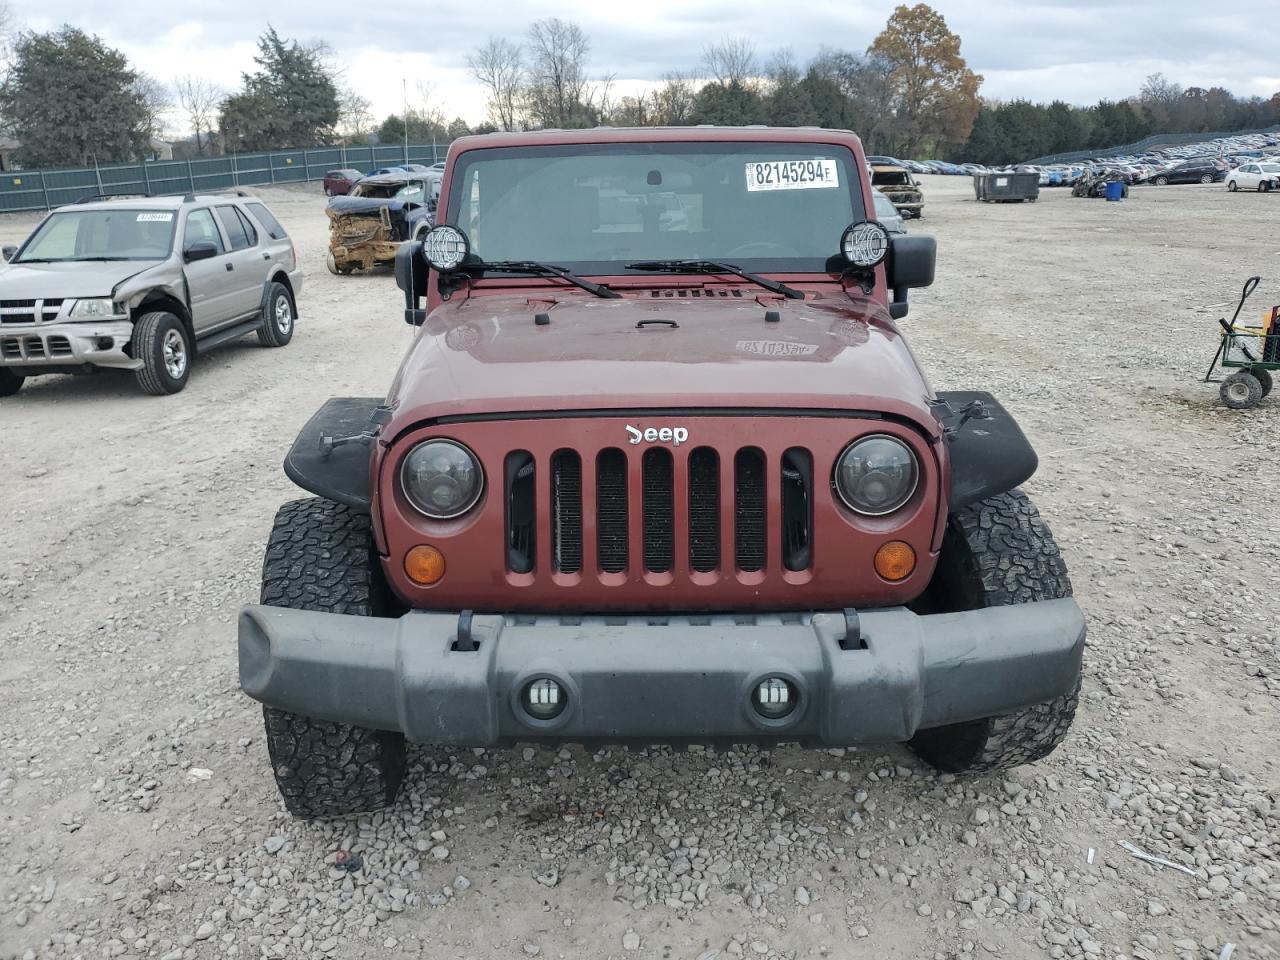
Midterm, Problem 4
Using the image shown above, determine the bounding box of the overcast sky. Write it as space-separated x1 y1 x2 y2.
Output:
20 0 1280 134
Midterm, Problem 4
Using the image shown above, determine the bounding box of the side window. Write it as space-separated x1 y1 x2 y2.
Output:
245 202 288 240
215 206 250 251
234 208 258 246
184 208 225 254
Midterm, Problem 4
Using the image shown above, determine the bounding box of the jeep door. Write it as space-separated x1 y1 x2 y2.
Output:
181 207 239 333
214 205 269 319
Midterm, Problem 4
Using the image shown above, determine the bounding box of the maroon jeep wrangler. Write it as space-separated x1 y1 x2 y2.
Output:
239 127 1085 819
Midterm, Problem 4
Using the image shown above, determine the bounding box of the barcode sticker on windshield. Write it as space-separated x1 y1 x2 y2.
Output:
745 159 839 192
136 212 173 222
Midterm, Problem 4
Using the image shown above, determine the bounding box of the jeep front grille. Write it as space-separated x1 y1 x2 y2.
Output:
502 441 814 580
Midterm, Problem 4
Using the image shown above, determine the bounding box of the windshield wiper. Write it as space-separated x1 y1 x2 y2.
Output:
472 260 620 299
69 256 136 261
625 260 804 300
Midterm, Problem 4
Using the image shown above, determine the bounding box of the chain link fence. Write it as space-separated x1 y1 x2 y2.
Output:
0 144 447 214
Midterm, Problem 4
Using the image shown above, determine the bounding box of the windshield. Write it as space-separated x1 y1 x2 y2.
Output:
17 209 175 262
872 191 899 220
446 141 864 275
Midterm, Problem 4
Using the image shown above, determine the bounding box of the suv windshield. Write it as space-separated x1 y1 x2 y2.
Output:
447 141 864 275
17 209 176 262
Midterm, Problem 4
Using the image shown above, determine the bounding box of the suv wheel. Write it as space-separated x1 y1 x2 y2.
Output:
0 368 24 397
133 311 192 395
256 282 295 347
907 490 1079 774
1220 371 1263 410
259 498 407 819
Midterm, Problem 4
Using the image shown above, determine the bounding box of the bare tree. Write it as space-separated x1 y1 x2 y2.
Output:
133 72 172 146
651 72 696 126
701 37 756 88
337 86 373 141
524 18 591 129
175 75 223 155
468 36 524 132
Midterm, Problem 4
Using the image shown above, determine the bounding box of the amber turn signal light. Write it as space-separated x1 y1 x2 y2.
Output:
873 540 916 582
404 545 446 585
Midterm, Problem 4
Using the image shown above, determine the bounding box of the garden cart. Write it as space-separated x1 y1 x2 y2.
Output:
1204 275 1280 409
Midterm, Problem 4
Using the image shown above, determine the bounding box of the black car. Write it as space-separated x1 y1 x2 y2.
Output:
1150 157 1228 185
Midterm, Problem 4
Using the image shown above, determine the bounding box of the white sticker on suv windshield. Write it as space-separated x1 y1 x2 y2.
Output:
745 159 839 192
136 212 173 222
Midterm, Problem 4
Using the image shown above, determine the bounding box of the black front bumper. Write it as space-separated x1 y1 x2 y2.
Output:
238 600 1085 746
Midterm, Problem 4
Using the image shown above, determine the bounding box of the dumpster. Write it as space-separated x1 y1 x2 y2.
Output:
1104 180 1125 202
974 172 1040 203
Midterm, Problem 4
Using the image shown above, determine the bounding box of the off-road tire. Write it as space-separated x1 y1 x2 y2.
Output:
1220 371 1263 409
1253 368 1273 397
256 281 295 347
907 490 1079 774
259 498 407 819
0 368 24 397
133 311 191 396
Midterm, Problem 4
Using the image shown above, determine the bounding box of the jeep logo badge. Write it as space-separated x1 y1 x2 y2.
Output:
626 424 689 447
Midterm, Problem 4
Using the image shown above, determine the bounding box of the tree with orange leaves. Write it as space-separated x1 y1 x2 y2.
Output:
869 4 982 156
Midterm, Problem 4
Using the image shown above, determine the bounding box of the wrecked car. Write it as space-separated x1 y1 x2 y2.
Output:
324 171 441 274
870 163 924 219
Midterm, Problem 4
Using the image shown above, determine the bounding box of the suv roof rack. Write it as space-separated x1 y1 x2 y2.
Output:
73 191 195 205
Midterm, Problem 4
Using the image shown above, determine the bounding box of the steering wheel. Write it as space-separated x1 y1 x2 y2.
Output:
724 241 800 259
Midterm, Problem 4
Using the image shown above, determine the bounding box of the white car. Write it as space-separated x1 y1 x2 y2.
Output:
1226 162 1280 192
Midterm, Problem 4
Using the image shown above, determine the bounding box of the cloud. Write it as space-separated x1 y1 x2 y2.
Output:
19 0 1280 136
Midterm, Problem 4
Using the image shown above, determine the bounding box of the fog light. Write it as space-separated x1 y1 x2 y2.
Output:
95 337 114 351
752 677 796 719
523 678 566 720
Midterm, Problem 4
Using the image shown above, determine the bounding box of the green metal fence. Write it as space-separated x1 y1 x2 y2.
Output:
0 144 447 214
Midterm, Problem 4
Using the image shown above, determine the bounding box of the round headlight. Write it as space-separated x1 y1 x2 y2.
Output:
400 440 483 519
834 435 919 516
421 225 470 272
840 220 889 268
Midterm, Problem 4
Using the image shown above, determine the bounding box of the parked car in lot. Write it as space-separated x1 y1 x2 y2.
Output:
322 169 363 197
325 170 442 274
365 166 407 177
1150 157 1227 185
1226 162 1280 192
872 188 906 234
237 125 1085 819
0 192 301 396
870 163 924 218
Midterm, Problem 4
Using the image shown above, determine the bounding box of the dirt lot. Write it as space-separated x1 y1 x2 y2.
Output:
1 175 1278 960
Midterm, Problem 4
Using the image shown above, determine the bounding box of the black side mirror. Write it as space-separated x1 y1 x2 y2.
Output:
184 240 218 262
887 234 936 320
1 245 16 262
395 241 430 325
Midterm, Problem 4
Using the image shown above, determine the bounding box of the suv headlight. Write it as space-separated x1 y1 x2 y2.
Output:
70 298 117 319
834 435 919 516
400 439 483 519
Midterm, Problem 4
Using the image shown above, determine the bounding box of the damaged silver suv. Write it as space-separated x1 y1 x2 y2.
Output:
0 191 302 397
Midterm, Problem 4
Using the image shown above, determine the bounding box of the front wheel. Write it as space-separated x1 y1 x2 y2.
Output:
1199 173 1213 184
259 498 407 819
1261 181 1272 193
1228 180 1238 192
907 490 1079 774
1154 175 1168 185
133 311 192 395
1221 371 1263 409
0 368 24 397
256 281 295 347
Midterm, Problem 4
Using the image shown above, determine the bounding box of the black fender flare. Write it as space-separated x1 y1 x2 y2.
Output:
935 391 1039 512
283 398 384 512
259 271 295 318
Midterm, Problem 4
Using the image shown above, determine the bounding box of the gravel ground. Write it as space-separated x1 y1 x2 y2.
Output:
1 175 1278 960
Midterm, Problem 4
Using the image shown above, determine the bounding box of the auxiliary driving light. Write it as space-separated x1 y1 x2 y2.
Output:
523 678 567 720
421 225 470 272
752 677 797 720
840 219 889 268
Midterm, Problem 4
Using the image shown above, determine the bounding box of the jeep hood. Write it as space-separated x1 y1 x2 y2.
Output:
0 260 162 299
386 291 939 438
